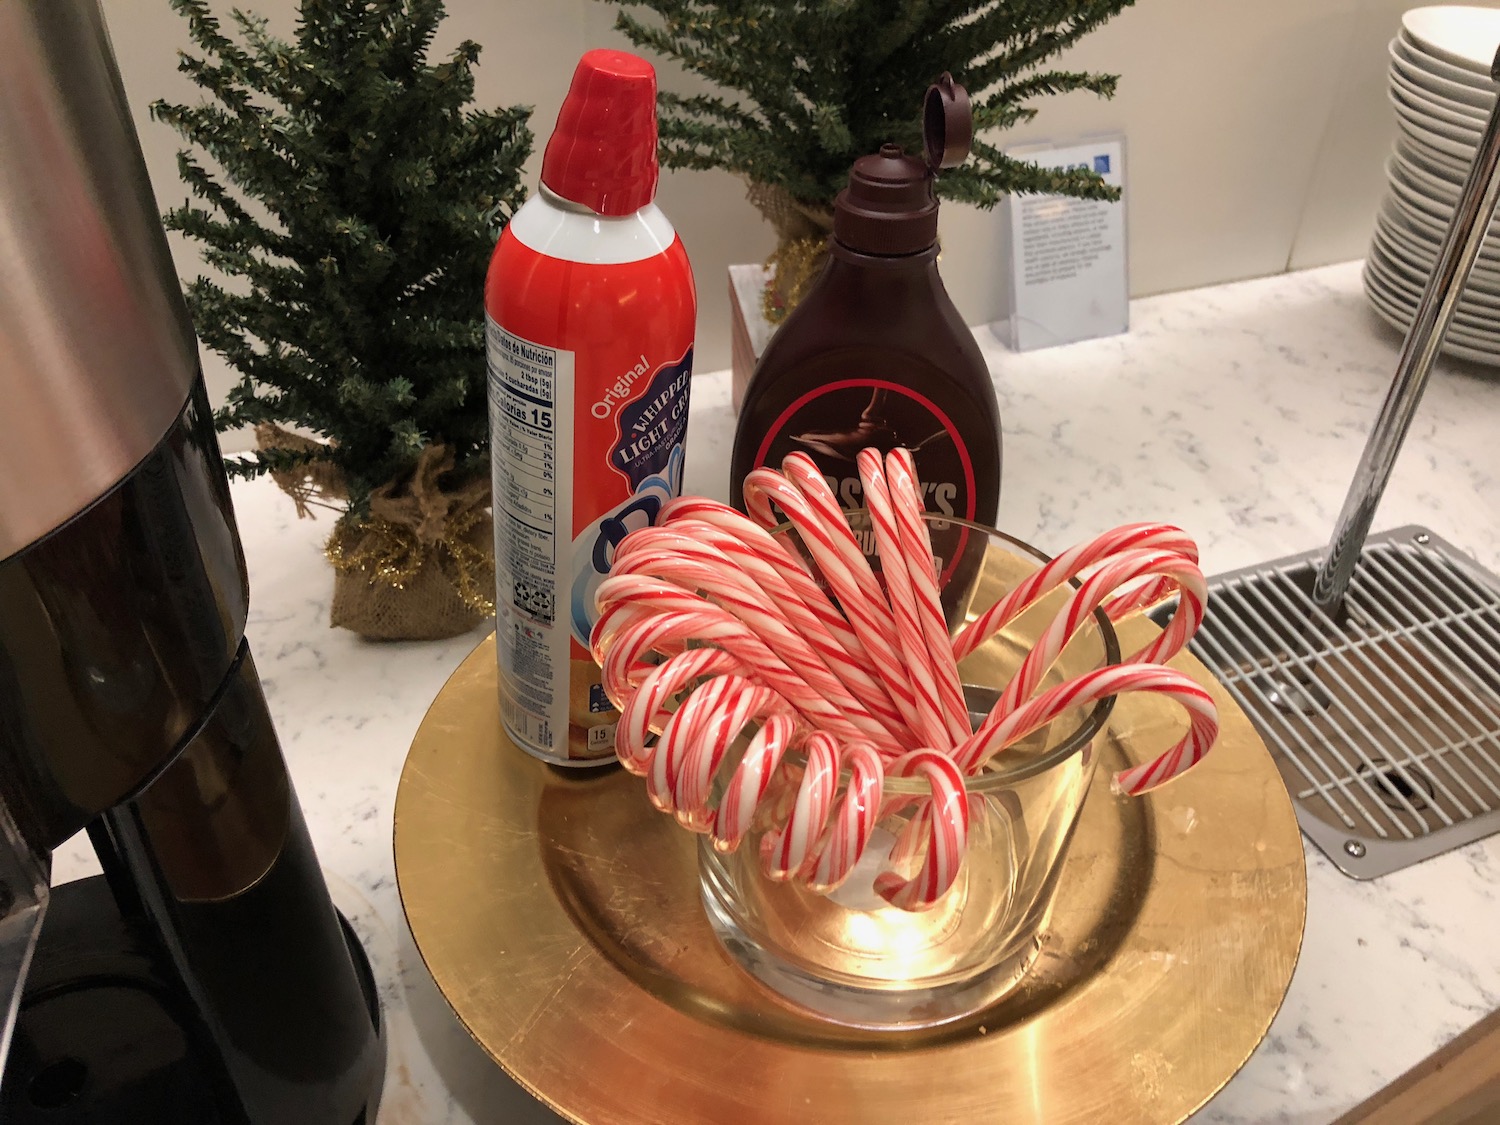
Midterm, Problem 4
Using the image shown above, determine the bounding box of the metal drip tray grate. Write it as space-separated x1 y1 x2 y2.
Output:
1190 526 1500 878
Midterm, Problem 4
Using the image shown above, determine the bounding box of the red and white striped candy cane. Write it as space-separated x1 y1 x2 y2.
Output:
658 499 910 734
611 660 893 896
592 578 733 692
803 739 885 893
609 529 903 753
592 575 912 894
957 663 1220 795
884 449 970 741
955 548 1207 773
744 460 923 737
856 449 954 748
661 495 816 583
951 523 1199 662
871 749 971 911
707 709 885 895
660 516 915 745
612 647 742 774
760 730 840 880
711 712 799 851
1004 547 1205 703
651 674 779 827
592 577 871 743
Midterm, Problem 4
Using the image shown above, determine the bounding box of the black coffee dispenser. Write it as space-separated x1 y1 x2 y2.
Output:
0 2 384 1120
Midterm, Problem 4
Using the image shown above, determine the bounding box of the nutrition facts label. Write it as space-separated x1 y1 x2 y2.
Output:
489 325 560 622
486 319 575 755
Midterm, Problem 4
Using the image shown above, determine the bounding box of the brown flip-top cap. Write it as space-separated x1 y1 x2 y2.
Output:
924 73 971 170
833 73 972 257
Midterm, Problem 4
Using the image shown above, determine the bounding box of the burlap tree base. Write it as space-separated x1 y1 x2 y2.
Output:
257 425 494 641
327 510 492 641
746 181 833 324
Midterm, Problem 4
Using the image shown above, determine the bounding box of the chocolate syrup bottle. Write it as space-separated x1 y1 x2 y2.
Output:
731 76 1001 526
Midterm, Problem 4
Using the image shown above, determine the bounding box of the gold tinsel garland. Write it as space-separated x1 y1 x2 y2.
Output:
325 507 495 617
761 234 829 325
257 425 496 632
746 181 835 325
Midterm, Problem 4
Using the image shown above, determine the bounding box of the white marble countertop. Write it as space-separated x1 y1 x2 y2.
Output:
57 259 1500 1122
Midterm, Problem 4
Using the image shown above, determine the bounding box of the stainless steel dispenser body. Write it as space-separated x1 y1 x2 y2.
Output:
0 3 384 1119
0 0 201 563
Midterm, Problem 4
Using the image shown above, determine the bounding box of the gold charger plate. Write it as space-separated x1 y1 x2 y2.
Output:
395 627 1305 1124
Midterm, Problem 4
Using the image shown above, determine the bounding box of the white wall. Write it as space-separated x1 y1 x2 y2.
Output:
99 0 1496 451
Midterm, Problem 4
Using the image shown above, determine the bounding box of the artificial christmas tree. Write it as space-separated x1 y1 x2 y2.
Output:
155 0 531 638
611 0 1132 319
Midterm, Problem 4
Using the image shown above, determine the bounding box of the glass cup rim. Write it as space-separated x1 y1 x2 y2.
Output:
770 511 1121 792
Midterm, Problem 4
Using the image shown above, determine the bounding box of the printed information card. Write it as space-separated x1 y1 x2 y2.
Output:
997 136 1128 352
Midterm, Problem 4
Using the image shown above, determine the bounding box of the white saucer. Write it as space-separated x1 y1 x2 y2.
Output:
1364 273 1500 363
1389 151 1462 207
1401 7 1500 74
1364 282 1500 344
1383 191 1500 271
1385 162 1473 228
1372 221 1500 298
1397 112 1480 161
1391 68 1488 127
1373 225 1492 295
1373 211 1500 293
1364 283 1500 365
1397 128 1475 177
1364 268 1500 346
1368 239 1500 318
1392 88 1483 143
1390 41 1495 109
1396 134 1471 184
1367 253 1500 332
1396 28 1495 86
1378 196 1500 269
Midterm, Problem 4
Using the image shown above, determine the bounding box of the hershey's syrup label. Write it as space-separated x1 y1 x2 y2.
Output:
751 378 978 522
823 475 959 517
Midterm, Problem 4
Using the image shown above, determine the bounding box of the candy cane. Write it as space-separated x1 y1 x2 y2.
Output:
589 449 1221 915
662 516 916 744
956 664 1219 795
711 712 799 851
872 750 970 911
951 523 1200 662
856 449 954 748
803 740 885 893
956 548 1207 771
658 500 913 738
661 495 817 583
761 730 840 880
614 647 742 773
745 460 923 736
594 575 874 744
652 674 779 828
609 529 903 753
884 449 970 741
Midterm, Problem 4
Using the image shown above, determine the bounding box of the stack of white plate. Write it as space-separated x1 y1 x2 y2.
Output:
1369 5 1500 364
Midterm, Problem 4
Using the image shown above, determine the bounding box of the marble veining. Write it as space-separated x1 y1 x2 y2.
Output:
49 260 1500 1122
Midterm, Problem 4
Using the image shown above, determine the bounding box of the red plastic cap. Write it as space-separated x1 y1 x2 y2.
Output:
540 49 659 216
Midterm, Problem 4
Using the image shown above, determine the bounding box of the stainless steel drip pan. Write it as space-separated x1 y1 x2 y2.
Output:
1188 526 1500 879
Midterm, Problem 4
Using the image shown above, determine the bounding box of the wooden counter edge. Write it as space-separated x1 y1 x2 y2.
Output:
1334 1008 1500 1125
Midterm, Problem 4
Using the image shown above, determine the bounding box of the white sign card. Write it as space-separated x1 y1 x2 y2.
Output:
996 136 1127 352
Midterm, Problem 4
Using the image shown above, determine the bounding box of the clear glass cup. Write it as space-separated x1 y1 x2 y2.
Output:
698 515 1120 1029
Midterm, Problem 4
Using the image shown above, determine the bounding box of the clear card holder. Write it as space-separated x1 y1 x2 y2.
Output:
996 133 1129 353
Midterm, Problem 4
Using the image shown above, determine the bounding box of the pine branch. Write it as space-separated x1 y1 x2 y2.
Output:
159 0 532 508
610 0 1133 208
944 138 1118 207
